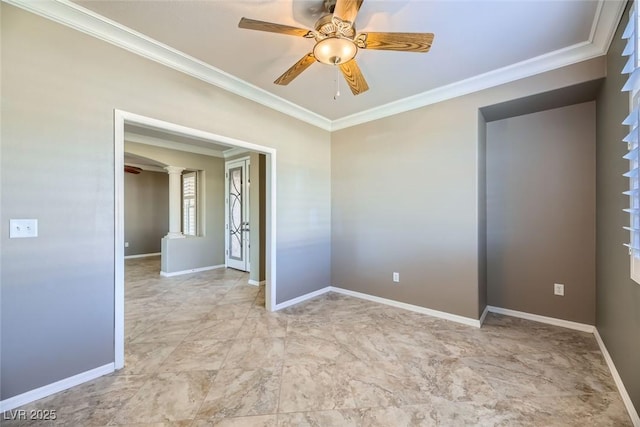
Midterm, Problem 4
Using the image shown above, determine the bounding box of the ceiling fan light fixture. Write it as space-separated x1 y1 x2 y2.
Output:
313 37 357 65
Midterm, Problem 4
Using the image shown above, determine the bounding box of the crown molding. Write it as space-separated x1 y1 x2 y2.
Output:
223 147 250 159
4 0 332 131
5 0 625 132
331 0 625 131
124 132 225 158
123 162 165 173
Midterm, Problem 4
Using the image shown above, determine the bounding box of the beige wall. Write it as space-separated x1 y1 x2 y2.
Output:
486 102 596 324
124 170 168 256
0 4 330 400
331 57 605 320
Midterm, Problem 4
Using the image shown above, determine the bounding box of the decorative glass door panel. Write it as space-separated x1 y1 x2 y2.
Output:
225 159 250 271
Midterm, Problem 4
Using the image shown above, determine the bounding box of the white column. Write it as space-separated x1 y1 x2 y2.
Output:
164 166 186 239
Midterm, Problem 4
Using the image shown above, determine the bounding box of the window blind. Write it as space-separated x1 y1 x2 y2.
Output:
183 172 197 236
623 4 640 256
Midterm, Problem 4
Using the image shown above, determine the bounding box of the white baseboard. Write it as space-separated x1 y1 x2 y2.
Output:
0 363 114 413
479 305 489 326
330 286 482 328
160 264 225 277
273 286 332 310
124 252 160 259
248 279 266 286
486 306 595 333
594 329 640 427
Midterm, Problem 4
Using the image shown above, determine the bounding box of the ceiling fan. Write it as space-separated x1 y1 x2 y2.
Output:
238 0 434 95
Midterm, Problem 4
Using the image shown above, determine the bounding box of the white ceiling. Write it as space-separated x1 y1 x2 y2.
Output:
12 0 624 129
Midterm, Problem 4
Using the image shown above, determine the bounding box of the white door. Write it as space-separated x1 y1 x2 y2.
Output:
225 158 250 271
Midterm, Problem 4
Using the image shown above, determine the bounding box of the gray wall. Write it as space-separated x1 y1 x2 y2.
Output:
124 170 168 256
1 4 330 400
331 56 605 320
486 102 596 324
124 142 225 273
596 3 640 410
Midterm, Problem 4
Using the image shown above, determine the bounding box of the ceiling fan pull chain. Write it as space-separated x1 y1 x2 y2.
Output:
334 60 341 100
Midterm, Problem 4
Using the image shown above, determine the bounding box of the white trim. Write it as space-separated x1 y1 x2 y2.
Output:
223 147 249 159
125 132 225 158
479 305 489 326
248 279 266 286
330 287 482 328
594 330 640 427
124 252 161 259
160 264 225 277
331 42 596 130
0 363 114 413
486 306 595 333
273 286 332 311
6 0 624 132
266 150 277 312
114 110 125 370
592 0 627 58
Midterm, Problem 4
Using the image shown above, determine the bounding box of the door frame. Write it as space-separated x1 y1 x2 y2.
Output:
114 109 277 369
225 157 251 272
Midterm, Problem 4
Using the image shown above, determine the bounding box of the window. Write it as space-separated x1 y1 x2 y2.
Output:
622 4 640 284
182 171 198 236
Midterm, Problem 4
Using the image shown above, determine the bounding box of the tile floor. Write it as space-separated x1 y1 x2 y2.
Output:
2 256 632 426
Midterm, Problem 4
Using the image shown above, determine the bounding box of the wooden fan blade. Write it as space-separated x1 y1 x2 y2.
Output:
339 59 369 95
360 32 434 52
239 17 312 37
274 53 316 85
333 0 364 25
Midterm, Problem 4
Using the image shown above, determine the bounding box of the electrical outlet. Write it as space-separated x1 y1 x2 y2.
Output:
9 219 38 238
393 272 400 283
554 283 564 296
124 242 129 248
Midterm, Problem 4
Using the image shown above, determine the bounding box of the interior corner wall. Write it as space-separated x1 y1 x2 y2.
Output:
331 56 605 320
477 112 488 317
596 2 640 411
0 4 331 400
124 170 168 256
486 102 596 324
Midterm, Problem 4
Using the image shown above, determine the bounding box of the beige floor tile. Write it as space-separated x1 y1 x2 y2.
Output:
186 318 245 341
119 342 179 375
4 258 632 427
276 409 361 426
112 371 216 424
222 338 285 369
160 340 233 372
236 314 287 339
279 362 357 413
196 368 280 422
192 414 278 426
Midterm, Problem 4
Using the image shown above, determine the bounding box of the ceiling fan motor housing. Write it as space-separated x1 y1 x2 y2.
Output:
314 14 355 39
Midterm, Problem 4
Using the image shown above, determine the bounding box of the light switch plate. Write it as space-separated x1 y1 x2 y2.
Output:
10 219 38 238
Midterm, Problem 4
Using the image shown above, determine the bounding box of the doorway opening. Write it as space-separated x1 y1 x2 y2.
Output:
114 110 277 369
